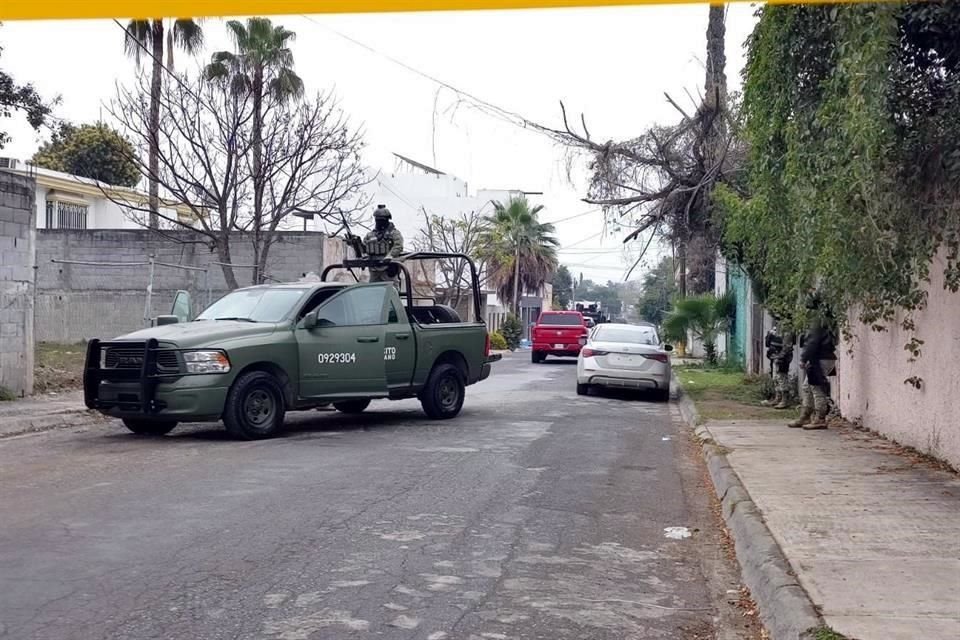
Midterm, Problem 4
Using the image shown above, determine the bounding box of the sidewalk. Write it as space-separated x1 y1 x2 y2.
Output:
703 418 960 639
0 390 105 438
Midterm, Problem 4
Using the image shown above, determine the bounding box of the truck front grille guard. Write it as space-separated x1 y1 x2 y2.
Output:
83 340 217 414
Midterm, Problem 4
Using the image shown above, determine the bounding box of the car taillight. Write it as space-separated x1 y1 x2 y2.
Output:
582 348 609 358
485 333 491 356
642 353 669 363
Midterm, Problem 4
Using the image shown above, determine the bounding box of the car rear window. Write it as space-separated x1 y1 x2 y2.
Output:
594 326 659 345
539 314 582 326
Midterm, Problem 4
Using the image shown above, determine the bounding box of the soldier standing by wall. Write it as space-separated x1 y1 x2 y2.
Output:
788 292 837 430
364 205 404 286
764 317 795 409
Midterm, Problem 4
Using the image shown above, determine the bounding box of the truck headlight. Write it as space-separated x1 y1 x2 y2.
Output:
183 350 231 374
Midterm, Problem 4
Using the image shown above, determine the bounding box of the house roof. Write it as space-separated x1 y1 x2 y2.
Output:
392 153 445 176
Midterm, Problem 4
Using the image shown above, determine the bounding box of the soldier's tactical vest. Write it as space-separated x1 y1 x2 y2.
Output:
366 236 393 258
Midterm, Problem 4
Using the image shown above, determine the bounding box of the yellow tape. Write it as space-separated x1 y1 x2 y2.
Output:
1 0 876 22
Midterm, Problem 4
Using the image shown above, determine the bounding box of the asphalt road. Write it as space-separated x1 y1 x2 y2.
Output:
0 353 754 640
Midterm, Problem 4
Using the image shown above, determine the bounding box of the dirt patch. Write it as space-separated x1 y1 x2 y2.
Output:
34 342 86 394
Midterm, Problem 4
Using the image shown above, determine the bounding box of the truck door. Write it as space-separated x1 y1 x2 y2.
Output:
296 285 389 398
383 290 416 391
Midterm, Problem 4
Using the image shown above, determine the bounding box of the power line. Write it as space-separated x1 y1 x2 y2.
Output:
299 14 553 139
545 208 601 225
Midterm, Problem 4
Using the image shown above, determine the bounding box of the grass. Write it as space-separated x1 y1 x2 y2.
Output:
811 627 849 640
0 386 16 402
34 342 86 394
676 365 797 421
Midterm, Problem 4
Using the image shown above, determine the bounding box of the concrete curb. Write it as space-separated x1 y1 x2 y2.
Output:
0 410 107 440
672 372 822 640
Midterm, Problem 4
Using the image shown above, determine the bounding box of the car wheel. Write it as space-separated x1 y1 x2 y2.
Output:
333 399 371 414
122 418 178 436
576 383 590 396
421 363 466 420
223 371 286 440
531 351 544 363
654 387 671 402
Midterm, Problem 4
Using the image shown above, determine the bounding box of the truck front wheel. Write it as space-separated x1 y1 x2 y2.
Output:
420 363 465 420
122 418 178 436
223 371 286 440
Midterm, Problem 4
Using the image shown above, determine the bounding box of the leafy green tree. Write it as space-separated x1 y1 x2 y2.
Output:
32 123 140 186
636 257 677 325
205 17 304 251
552 265 573 309
0 32 54 149
124 18 204 227
500 314 523 351
478 196 559 313
662 291 735 365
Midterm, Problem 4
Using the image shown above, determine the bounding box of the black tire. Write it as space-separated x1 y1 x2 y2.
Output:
223 371 286 440
532 351 545 364
122 418 178 436
420 363 466 420
654 386 671 403
576 383 590 396
333 399 371 414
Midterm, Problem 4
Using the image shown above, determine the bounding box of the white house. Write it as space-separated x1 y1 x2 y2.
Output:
0 159 193 231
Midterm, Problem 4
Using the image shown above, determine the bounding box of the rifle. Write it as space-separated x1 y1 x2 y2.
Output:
338 209 366 259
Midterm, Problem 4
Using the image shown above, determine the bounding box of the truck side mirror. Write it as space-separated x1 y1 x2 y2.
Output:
154 315 179 326
302 309 318 330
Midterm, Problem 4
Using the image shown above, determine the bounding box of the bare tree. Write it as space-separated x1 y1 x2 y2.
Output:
250 89 369 282
412 208 490 310
110 72 368 288
529 5 739 294
111 72 253 289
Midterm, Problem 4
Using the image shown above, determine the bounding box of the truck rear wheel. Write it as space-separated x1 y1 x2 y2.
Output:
223 371 286 440
333 399 371 414
122 418 178 436
420 363 465 420
532 351 545 364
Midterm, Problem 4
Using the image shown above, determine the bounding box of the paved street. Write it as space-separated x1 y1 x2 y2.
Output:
0 354 750 640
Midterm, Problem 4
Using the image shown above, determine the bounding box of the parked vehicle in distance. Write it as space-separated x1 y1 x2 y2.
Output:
584 317 596 329
83 251 501 440
576 322 673 401
531 311 589 363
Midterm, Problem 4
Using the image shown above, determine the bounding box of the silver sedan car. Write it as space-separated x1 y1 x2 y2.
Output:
576 323 673 401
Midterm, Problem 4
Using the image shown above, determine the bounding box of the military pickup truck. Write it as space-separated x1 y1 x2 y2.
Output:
83 252 501 440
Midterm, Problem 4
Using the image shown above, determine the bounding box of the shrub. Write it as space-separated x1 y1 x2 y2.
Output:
488 331 508 351
500 314 522 351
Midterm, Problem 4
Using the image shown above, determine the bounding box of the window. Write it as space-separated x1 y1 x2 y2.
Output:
196 288 308 323
45 200 88 229
316 286 386 327
538 313 583 326
388 300 401 324
594 326 659 345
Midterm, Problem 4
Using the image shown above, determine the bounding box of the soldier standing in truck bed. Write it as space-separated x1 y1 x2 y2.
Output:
364 205 404 285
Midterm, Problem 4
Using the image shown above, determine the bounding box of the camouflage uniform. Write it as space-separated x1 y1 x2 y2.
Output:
789 295 837 430
363 205 404 286
765 324 794 409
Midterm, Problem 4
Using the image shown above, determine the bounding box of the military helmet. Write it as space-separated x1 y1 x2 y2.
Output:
374 204 392 220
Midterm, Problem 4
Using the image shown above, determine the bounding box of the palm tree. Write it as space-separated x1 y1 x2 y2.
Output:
479 197 559 314
662 291 736 365
204 17 304 258
124 19 204 229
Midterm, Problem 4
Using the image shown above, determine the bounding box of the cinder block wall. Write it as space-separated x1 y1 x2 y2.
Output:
35 230 343 343
0 171 36 396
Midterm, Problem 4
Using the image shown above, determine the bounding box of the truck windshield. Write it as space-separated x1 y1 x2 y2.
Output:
539 314 583 326
196 288 307 323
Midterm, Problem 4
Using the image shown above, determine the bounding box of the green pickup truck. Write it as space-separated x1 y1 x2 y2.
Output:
83 252 501 439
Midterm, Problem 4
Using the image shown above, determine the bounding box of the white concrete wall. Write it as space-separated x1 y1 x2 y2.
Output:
837 248 960 469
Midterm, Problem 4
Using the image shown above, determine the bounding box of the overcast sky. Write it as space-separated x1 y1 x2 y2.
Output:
0 4 757 282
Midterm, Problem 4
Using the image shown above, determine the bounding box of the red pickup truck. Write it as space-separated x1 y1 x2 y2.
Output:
531 311 589 363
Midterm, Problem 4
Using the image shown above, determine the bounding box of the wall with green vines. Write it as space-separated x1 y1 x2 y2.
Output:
717 2 960 346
